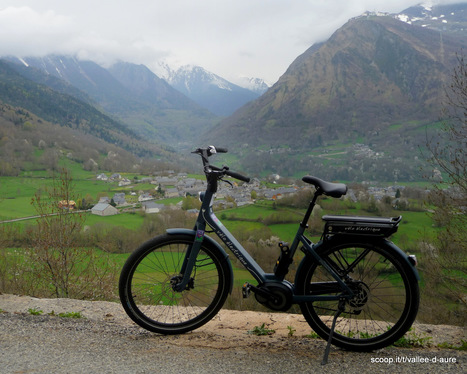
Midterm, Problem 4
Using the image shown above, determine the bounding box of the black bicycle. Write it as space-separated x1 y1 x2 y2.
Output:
119 146 420 360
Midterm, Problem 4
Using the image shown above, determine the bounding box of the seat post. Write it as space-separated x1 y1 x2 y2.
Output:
300 189 322 228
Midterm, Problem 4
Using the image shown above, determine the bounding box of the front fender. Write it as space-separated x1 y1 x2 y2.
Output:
166 228 234 293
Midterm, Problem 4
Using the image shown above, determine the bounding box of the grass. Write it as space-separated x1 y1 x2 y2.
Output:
221 204 276 220
222 220 267 234
27 308 84 318
437 340 467 351
49 311 85 319
84 211 145 231
28 307 43 315
393 328 433 348
247 323 276 336
268 223 300 242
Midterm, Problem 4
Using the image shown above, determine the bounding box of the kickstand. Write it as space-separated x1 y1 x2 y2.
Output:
321 299 345 365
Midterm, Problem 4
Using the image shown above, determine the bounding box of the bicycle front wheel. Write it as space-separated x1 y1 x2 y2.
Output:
119 233 231 334
295 239 419 351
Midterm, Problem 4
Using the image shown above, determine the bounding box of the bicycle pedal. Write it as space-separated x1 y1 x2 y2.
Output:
242 282 251 298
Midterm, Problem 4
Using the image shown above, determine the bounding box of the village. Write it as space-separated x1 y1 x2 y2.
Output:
90 172 408 217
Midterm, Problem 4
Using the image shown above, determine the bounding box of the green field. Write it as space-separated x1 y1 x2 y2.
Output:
0 166 439 296
0 167 438 249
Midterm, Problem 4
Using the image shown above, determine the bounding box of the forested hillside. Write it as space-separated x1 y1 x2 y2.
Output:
5 57 219 147
0 60 182 175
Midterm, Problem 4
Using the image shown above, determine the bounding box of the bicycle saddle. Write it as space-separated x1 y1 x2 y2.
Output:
302 176 347 198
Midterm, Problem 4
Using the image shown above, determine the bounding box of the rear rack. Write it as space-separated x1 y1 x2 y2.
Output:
322 215 402 237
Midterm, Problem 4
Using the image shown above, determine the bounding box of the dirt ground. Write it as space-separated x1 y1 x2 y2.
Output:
0 293 465 351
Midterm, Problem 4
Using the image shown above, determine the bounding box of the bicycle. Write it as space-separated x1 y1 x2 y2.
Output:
119 146 420 362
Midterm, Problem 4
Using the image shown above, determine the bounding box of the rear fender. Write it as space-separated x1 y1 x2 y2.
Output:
301 236 420 281
166 228 234 293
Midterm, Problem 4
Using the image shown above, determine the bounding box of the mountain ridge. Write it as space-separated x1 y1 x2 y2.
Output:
203 6 467 180
4 55 219 147
208 15 463 147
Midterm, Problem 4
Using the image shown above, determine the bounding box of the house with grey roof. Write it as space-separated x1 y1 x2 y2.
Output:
138 193 153 202
165 188 180 198
142 201 166 214
91 203 118 216
113 192 126 205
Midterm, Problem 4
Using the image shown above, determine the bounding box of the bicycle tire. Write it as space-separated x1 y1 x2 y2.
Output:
119 233 232 334
295 238 419 351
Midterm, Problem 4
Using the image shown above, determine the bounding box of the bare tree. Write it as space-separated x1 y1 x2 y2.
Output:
423 51 466 325
30 168 117 299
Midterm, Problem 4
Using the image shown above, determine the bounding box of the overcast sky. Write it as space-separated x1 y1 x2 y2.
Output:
0 1 465 84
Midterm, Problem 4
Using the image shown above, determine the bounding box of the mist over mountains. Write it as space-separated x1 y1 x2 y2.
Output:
1 2 466 181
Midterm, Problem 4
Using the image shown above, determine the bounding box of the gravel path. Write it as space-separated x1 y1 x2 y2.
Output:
0 294 465 373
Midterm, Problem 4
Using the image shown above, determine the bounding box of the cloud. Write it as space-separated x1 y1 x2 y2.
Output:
0 7 75 56
0 1 466 83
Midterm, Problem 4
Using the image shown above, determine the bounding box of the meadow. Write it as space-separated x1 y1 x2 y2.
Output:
0 167 438 274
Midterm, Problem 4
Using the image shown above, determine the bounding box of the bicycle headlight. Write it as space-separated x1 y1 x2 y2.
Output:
199 191 205 202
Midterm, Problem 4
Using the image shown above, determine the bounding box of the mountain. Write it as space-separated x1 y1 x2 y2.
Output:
0 59 135 147
205 6 467 180
396 2 467 34
0 59 178 174
235 77 270 95
5 56 218 147
159 64 261 116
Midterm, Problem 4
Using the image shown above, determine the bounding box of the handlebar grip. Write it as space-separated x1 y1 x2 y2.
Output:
225 170 250 183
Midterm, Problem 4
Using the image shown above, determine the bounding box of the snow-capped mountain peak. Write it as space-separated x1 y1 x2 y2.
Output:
235 76 270 94
151 62 259 116
167 64 233 92
394 2 466 33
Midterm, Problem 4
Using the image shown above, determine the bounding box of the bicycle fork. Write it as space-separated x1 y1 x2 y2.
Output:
172 230 206 292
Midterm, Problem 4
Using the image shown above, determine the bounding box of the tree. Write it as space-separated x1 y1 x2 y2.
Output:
423 51 466 325
30 168 116 299
395 189 401 199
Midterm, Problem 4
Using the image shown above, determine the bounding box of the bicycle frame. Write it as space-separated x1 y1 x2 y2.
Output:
173 183 355 303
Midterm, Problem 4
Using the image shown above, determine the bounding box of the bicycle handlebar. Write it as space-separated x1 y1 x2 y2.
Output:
214 147 228 154
192 146 250 184
225 169 250 183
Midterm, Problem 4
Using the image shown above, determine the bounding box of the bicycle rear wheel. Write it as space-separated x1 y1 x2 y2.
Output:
119 233 231 334
295 239 419 351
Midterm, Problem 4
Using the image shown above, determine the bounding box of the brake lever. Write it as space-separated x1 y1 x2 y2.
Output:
220 178 233 188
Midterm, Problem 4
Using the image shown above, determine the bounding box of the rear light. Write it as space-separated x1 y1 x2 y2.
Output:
408 255 417 266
